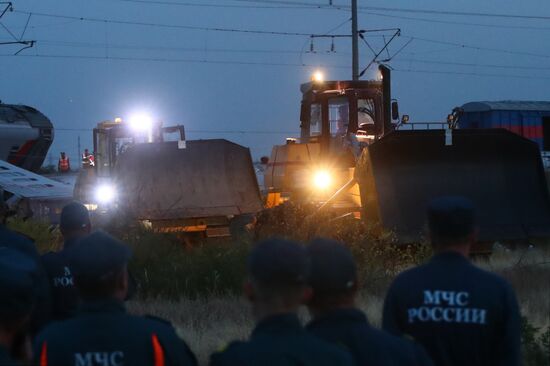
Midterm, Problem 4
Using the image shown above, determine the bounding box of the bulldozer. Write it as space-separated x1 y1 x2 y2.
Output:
74 117 262 238
263 66 550 244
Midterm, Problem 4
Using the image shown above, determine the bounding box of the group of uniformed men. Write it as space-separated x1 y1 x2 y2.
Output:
0 195 521 365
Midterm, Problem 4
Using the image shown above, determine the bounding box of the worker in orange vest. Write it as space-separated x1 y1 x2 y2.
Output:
58 152 70 173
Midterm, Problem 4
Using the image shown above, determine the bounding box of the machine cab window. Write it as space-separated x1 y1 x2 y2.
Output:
328 97 349 137
310 103 322 137
357 98 376 135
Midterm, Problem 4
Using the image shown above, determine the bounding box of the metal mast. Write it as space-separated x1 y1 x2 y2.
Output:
351 0 359 80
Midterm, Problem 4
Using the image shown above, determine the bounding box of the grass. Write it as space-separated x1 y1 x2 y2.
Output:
128 246 550 365
6 217 550 365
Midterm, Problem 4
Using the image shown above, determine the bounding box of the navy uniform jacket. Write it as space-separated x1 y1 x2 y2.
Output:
210 313 355 366
34 300 197 366
0 346 18 366
0 224 51 333
41 238 80 320
307 308 433 366
383 251 521 366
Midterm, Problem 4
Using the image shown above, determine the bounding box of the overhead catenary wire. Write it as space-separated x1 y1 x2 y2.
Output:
10 9 550 62
230 0 550 21
5 53 550 81
97 0 323 9
55 126 297 134
13 10 332 37
359 10 550 32
5 38 550 73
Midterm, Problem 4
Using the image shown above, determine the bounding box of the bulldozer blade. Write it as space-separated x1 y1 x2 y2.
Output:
114 139 262 220
356 129 550 243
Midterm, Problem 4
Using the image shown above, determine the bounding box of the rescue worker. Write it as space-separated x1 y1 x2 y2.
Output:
42 202 91 320
306 238 433 366
0 248 37 365
0 190 51 334
82 149 95 168
382 196 521 366
34 231 197 366
58 152 70 173
210 238 354 366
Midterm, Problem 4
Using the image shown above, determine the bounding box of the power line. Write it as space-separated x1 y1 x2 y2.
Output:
231 0 550 20
11 38 306 55
13 10 321 37
99 0 322 9
392 67 550 80
56 126 297 134
409 36 550 59
0 52 334 68
359 10 550 31
393 57 550 71
5 52 550 81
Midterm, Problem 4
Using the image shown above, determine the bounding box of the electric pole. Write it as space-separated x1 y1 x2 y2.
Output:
351 0 359 80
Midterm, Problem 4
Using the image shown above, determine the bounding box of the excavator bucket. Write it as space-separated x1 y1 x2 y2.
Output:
114 139 262 221
356 129 550 243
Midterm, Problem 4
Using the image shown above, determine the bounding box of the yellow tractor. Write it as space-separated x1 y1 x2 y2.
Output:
264 66 550 244
74 117 262 238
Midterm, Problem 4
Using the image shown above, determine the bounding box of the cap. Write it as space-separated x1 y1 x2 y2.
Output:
427 196 476 240
0 247 36 318
68 231 132 278
248 238 310 287
307 238 356 294
60 202 90 231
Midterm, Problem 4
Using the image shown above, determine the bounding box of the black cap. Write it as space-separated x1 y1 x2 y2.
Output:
68 231 132 278
0 247 36 318
307 238 357 295
428 196 476 241
60 202 90 231
248 239 310 287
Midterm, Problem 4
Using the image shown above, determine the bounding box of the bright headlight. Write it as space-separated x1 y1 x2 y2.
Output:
129 113 153 132
313 170 331 190
95 184 116 204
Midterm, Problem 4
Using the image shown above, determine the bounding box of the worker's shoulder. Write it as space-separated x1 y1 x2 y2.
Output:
34 316 77 344
212 336 353 366
374 329 433 365
297 331 355 364
209 340 249 366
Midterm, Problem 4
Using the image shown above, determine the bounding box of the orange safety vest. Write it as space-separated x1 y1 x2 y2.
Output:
38 334 165 366
58 157 70 172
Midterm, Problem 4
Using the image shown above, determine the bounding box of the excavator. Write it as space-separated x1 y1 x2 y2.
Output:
264 65 550 244
74 117 262 238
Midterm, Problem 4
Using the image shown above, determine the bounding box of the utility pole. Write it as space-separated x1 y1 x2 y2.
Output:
351 0 359 80
77 135 81 169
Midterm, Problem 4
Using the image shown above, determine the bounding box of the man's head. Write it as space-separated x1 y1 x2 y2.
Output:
60 202 91 241
427 196 477 252
0 248 36 345
69 231 132 302
306 238 358 316
245 239 311 318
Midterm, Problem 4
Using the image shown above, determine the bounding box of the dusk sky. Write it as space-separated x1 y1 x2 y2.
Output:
1 0 549 164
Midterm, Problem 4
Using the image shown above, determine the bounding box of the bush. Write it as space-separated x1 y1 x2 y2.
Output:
255 202 432 294
124 229 250 299
6 217 62 253
522 316 550 366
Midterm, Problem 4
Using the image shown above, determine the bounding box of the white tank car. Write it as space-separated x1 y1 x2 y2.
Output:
0 103 53 172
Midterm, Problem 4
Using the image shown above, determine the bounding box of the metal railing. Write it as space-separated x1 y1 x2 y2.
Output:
396 122 448 130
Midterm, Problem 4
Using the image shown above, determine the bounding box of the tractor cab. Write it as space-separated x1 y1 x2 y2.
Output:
263 65 399 207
